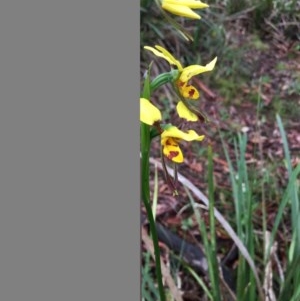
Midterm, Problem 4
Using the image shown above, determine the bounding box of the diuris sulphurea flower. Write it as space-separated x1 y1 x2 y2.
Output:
161 125 205 163
144 45 217 122
161 0 209 20
144 45 217 100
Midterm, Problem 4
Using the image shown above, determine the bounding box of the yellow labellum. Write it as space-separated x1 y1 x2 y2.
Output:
177 81 200 99
161 137 183 163
161 126 205 163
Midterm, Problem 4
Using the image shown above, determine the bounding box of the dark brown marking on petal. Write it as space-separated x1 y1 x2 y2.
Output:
177 81 185 87
168 151 179 160
188 88 195 98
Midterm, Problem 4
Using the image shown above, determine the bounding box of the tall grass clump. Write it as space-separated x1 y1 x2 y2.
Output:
215 115 299 300
182 115 299 300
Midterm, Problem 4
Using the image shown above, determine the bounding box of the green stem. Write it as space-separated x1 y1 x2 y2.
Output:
139 65 177 301
141 122 166 301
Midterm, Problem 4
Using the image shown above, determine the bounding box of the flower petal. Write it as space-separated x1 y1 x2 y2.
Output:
177 81 200 99
176 101 198 121
180 57 217 82
140 98 162 125
161 126 205 141
161 137 184 163
163 0 209 9
162 3 201 19
144 46 182 70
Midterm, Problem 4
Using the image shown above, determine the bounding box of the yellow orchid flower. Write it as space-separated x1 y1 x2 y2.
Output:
140 98 162 125
144 45 217 100
161 0 209 19
161 126 205 163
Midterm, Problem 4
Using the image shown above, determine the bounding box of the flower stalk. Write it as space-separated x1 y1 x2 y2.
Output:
141 69 166 301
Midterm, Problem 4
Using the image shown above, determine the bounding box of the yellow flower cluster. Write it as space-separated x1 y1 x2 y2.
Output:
140 97 205 163
140 0 215 164
144 45 217 122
